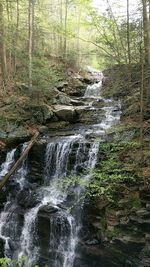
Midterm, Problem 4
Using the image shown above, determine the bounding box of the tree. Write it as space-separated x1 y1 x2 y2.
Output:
142 0 150 65
127 0 131 64
28 0 35 89
0 1 7 86
64 0 68 59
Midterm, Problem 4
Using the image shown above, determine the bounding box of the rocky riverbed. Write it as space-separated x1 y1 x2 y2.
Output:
0 67 150 267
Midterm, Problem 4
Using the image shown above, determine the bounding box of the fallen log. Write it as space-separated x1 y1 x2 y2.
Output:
0 131 39 190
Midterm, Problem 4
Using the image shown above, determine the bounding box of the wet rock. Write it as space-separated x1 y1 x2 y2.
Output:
17 189 40 208
0 238 5 257
92 99 105 108
85 239 100 245
0 190 7 208
38 204 59 216
27 143 46 183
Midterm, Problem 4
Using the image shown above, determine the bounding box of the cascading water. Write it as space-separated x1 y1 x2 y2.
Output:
0 69 121 267
0 148 16 257
0 149 16 178
84 81 102 98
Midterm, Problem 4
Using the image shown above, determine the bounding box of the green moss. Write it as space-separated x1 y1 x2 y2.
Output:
107 227 124 240
88 140 140 202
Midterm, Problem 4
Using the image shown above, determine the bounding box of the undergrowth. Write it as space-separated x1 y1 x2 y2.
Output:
58 140 141 205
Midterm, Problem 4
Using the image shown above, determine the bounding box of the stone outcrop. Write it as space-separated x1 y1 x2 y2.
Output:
78 186 150 267
53 105 78 122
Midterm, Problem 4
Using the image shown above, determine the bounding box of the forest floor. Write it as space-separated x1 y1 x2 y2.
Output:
102 65 150 181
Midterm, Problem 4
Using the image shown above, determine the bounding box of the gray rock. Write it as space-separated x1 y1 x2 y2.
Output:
39 204 59 216
85 239 100 245
53 105 78 122
56 81 68 90
70 99 86 106
136 209 150 218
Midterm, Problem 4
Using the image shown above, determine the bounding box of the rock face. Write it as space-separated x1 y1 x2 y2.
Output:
53 105 78 122
77 186 150 267
64 78 87 97
0 238 5 257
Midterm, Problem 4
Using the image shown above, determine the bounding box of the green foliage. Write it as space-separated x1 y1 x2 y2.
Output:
0 258 48 267
89 141 138 201
32 57 65 91
58 141 139 205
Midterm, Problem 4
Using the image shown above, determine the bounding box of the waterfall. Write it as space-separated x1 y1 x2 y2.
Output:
0 149 16 178
0 70 121 267
84 82 102 98
0 146 28 259
84 69 103 98
0 149 16 257
17 205 41 265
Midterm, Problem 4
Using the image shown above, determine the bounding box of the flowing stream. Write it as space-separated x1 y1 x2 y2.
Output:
0 70 121 267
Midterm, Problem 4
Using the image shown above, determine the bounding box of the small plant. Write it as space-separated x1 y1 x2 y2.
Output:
0 258 42 267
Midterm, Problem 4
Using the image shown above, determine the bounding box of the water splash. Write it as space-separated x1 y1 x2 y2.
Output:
0 149 16 178
84 81 102 98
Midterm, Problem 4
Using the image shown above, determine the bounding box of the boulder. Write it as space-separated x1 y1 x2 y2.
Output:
70 99 86 106
24 104 54 124
53 105 78 122
38 204 59 217
65 78 87 97
56 81 68 90
17 189 40 208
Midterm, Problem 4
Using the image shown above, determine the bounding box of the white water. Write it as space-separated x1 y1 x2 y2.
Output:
0 149 16 256
84 81 102 98
0 69 121 267
14 144 28 189
0 145 29 258
0 149 16 178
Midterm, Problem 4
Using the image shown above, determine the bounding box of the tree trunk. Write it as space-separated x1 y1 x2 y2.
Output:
142 0 150 65
76 7 81 67
107 0 128 64
0 132 39 191
127 0 131 64
29 0 34 89
140 50 144 168
13 0 19 73
64 0 68 60
0 2 7 86
32 0 35 52
59 0 63 54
